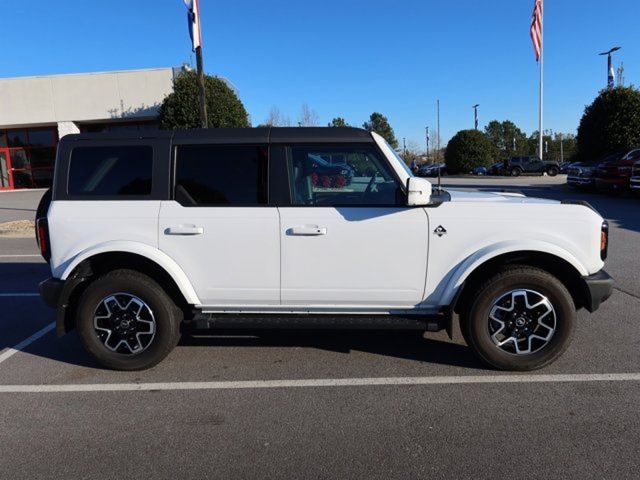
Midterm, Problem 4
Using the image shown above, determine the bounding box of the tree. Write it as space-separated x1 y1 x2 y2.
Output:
299 104 319 126
158 70 249 129
363 112 398 148
484 120 527 160
445 129 493 174
261 106 291 127
329 117 349 127
576 86 640 160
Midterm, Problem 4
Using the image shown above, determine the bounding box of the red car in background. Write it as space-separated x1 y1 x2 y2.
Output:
595 148 640 193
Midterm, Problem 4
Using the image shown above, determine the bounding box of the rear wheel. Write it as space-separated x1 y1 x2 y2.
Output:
461 266 576 371
510 167 522 177
76 270 182 370
546 166 559 176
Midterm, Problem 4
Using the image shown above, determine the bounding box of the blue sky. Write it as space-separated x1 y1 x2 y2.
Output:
1 0 637 147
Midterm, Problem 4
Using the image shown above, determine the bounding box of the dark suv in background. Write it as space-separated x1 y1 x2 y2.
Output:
594 149 640 194
504 156 560 177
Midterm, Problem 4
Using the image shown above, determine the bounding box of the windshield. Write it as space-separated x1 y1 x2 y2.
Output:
384 140 414 177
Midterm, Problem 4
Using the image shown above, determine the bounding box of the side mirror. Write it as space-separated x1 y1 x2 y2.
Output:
406 177 432 206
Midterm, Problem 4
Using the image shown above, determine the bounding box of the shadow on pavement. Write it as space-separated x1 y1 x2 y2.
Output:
180 329 487 370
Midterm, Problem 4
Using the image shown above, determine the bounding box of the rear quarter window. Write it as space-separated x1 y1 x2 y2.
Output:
68 146 153 196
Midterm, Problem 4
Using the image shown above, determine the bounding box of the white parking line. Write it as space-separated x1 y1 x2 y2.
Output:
2 372 640 394
0 322 55 365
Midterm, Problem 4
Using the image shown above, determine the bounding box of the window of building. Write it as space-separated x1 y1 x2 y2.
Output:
174 145 268 206
0 127 59 188
287 145 401 206
68 146 153 196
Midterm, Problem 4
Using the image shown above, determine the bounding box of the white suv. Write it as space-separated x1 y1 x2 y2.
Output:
37 127 613 371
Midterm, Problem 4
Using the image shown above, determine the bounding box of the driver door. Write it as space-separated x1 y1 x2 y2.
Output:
279 144 429 308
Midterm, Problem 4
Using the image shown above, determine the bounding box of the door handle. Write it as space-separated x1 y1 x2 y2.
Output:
165 225 204 236
288 226 327 236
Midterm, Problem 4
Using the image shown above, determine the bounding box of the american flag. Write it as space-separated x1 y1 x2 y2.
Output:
183 0 202 51
530 0 543 61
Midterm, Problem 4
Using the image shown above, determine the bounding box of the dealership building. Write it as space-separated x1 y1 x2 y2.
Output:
0 66 187 190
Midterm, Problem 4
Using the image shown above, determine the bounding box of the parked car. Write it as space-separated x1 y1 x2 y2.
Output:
566 161 598 189
488 162 505 176
308 154 355 187
630 159 640 195
505 156 560 177
422 163 447 177
559 161 571 174
594 148 640 194
472 166 487 176
416 164 433 177
37 127 612 372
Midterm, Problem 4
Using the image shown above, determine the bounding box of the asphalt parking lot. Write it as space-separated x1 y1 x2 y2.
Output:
1 177 639 479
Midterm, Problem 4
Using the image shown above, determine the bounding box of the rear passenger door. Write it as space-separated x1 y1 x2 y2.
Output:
159 144 280 307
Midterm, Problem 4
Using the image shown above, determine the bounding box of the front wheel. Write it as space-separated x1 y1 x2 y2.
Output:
461 266 576 371
546 166 559 176
510 167 522 177
76 270 182 370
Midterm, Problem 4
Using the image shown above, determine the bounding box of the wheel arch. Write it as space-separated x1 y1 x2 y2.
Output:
56 243 200 335
448 248 589 317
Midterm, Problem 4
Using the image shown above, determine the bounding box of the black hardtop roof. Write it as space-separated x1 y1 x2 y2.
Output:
59 127 374 145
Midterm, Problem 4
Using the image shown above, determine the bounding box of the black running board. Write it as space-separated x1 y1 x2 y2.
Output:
190 313 446 332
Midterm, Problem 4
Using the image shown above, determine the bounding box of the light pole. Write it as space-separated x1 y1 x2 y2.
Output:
473 104 480 130
599 46 621 88
425 127 430 160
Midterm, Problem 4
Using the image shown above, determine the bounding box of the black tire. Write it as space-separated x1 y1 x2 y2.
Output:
76 270 182 370
461 265 576 371
546 166 559 177
510 167 522 177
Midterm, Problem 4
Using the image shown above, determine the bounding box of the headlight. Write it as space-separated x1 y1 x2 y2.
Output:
618 166 632 174
340 170 349 175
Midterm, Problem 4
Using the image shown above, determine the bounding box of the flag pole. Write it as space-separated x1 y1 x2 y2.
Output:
196 45 208 128
538 1 544 160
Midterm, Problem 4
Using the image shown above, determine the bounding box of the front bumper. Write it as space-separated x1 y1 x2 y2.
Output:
39 276 88 337
630 177 640 190
595 177 627 191
39 277 64 308
581 270 614 312
567 176 594 186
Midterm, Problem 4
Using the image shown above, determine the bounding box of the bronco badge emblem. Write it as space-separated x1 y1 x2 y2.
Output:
434 225 447 237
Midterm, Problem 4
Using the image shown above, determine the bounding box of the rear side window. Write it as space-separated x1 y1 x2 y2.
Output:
174 145 268 206
68 146 153 196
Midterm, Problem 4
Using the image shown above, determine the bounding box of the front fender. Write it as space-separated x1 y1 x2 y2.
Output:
439 239 589 306
57 240 201 306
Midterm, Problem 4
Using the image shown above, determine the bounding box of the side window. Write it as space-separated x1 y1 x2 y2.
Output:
287 145 401 206
68 146 152 196
174 145 268 206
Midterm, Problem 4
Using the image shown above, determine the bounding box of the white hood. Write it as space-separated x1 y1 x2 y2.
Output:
445 189 559 205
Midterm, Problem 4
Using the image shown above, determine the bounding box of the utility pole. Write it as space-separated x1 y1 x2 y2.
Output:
599 46 621 89
403 137 407 155
425 126 430 160
559 133 564 162
437 100 441 163
473 104 480 130
513 137 516 152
